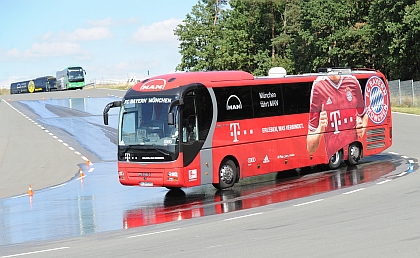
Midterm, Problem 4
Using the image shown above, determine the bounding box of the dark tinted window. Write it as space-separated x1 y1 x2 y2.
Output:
252 84 284 117
282 83 312 114
196 86 213 141
214 87 253 122
358 79 367 98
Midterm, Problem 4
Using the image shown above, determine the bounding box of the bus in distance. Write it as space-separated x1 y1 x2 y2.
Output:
56 66 86 90
103 67 392 190
10 76 56 94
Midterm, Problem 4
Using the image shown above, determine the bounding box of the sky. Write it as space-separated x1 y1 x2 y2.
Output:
0 0 199 88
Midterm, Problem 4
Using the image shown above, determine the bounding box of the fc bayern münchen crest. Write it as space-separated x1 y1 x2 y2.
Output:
345 87 352 101
365 76 389 124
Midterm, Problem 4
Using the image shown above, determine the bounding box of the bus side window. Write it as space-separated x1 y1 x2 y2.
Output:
182 95 198 143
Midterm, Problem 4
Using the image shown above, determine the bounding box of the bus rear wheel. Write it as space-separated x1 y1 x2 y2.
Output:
327 150 342 170
345 143 361 166
213 159 237 190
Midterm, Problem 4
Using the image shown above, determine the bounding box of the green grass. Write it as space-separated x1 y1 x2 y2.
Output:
0 88 9 95
391 106 420 115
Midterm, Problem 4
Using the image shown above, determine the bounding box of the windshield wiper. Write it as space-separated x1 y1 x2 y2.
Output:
154 148 170 156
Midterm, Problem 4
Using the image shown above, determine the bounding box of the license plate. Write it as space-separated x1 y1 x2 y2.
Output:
140 182 153 187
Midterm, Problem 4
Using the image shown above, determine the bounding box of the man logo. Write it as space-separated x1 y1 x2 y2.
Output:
226 95 242 110
365 76 389 124
140 79 166 91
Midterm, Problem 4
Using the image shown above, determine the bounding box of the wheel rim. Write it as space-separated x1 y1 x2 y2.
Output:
350 145 360 161
220 165 234 184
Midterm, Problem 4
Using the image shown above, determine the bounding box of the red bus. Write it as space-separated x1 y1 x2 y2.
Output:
103 67 392 190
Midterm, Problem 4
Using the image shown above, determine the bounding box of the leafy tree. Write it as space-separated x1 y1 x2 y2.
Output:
175 0 420 80
174 0 227 71
367 0 417 79
400 1 420 80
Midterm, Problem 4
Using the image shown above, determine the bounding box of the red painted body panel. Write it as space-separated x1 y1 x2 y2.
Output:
116 69 392 188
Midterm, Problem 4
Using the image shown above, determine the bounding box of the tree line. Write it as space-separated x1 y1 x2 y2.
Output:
174 0 420 81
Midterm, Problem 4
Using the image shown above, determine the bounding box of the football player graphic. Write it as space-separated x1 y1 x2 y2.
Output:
307 75 368 158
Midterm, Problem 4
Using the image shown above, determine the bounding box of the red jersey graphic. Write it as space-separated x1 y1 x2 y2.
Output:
308 75 365 158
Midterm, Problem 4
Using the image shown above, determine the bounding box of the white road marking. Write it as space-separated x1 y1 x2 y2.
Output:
50 183 66 189
127 228 180 239
224 212 263 221
2 99 88 160
388 152 398 155
377 179 392 185
293 199 324 207
342 188 365 195
0 246 69 257
11 194 27 199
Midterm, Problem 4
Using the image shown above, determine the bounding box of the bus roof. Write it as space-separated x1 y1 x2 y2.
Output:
130 68 384 93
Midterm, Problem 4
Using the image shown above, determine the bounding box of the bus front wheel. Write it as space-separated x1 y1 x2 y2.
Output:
214 159 237 190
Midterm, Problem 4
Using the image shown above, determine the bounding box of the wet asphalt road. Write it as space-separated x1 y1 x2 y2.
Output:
0 88 418 257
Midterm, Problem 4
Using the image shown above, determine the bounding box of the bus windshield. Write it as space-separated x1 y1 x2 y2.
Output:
119 96 179 153
68 68 85 82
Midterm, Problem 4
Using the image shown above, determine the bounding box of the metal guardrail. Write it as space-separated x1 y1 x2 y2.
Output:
388 79 420 107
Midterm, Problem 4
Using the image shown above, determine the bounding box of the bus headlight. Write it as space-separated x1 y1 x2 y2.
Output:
168 172 178 177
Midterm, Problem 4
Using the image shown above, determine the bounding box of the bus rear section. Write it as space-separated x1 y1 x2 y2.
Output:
103 68 392 190
10 76 55 94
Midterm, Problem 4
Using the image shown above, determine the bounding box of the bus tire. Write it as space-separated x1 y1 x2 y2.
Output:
214 159 237 190
328 150 342 170
345 143 361 166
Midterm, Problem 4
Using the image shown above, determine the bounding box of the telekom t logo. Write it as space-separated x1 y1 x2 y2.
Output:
329 110 341 134
230 123 240 142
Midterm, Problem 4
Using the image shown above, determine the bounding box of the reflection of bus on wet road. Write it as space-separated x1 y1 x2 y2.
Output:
56 66 86 90
10 76 56 94
103 67 392 190
123 160 396 229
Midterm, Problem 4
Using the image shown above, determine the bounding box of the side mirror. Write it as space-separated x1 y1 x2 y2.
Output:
103 100 122 125
168 112 175 125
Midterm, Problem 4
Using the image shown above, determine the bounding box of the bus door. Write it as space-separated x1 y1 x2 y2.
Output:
181 91 201 186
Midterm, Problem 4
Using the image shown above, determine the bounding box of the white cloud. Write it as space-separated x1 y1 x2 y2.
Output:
43 27 113 42
131 18 182 43
6 42 89 59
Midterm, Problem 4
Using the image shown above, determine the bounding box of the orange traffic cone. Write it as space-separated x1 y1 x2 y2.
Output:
79 168 85 178
85 157 91 168
28 185 34 196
